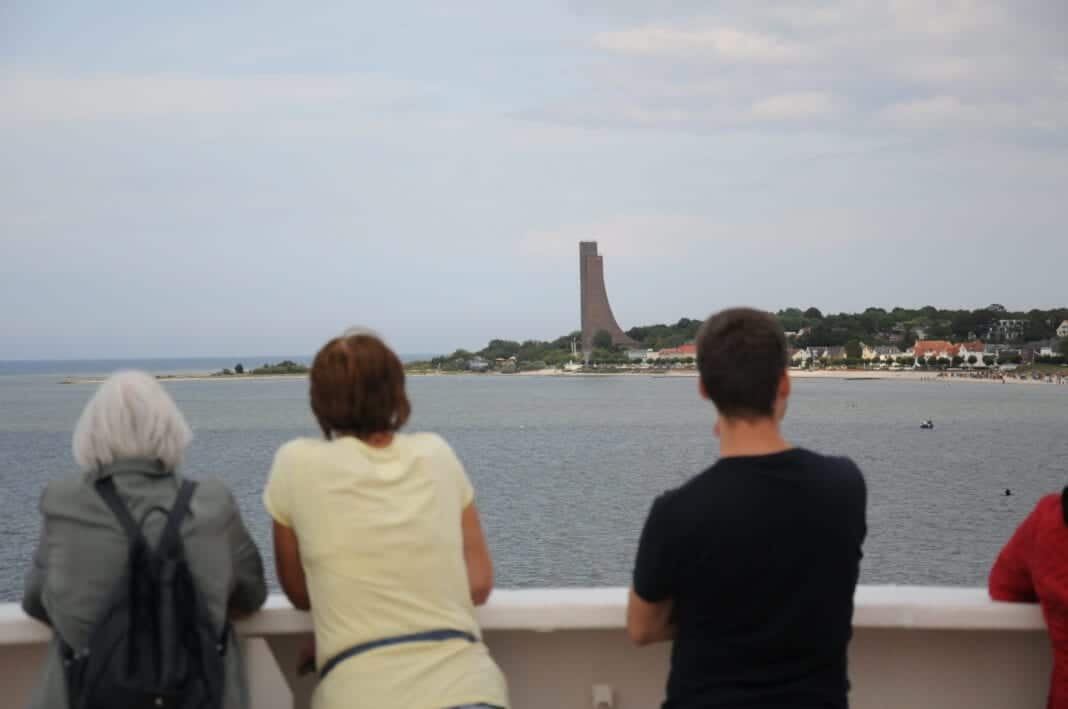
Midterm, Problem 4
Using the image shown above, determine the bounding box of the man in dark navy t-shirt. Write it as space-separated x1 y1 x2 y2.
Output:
627 308 867 709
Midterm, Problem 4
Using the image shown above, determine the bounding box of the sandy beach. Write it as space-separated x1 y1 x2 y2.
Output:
61 368 1062 386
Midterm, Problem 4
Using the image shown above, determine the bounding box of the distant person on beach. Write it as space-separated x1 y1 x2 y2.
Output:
990 488 1068 708
627 307 867 709
264 330 508 709
21 371 267 709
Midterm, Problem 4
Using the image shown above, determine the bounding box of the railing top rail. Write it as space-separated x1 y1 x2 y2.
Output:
0 585 1045 645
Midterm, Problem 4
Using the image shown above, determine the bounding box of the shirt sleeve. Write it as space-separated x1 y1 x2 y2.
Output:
437 436 475 508
21 486 51 624
222 488 268 615
633 494 676 603
989 499 1042 602
263 443 296 528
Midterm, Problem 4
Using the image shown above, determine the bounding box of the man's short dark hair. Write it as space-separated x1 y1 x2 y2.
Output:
696 307 788 418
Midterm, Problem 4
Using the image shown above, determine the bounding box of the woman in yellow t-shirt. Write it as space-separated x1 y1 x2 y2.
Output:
264 331 509 709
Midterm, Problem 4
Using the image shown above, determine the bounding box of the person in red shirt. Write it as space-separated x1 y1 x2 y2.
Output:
989 489 1068 709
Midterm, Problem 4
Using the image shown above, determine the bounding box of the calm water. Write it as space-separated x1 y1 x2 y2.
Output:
1 365 1066 601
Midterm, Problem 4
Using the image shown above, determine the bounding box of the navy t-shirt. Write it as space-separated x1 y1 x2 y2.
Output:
633 448 867 709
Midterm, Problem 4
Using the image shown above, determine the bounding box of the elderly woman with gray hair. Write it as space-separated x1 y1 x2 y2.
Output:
21 371 267 709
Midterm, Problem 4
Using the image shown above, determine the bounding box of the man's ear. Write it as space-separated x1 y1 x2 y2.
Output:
778 371 791 401
699 378 710 400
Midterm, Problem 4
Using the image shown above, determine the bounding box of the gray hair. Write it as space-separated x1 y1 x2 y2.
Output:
72 370 193 475
341 325 383 339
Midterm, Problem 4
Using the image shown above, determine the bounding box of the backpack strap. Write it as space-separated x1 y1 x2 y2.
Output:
157 480 198 558
95 476 146 544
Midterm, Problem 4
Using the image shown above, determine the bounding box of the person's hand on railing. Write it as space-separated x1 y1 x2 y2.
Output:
297 634 317 677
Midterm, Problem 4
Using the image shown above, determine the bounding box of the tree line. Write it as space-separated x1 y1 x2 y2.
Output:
409 306 1068 371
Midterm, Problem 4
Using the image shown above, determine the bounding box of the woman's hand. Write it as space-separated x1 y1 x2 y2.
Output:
297 635 317 676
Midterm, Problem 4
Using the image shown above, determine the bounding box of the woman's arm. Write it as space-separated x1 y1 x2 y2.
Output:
273 521 311 611
462 503 494 606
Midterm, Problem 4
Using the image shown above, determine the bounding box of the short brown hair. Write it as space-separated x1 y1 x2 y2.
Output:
696 307 788 418
309 333 411 439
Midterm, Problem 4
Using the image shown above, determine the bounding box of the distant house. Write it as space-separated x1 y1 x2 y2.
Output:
626 348 656 362
862 344 901 361
957 341 985 364
1058 320 1068 338
658 343 697 360
987 319 1027 342
798 346 845 363
467 356 490 372
913 340 955 361
824 346 847 361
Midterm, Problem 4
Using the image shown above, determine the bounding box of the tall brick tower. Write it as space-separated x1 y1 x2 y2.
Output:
580 241 638 357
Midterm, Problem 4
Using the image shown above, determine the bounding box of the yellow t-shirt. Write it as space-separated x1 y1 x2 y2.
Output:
263 433 509 709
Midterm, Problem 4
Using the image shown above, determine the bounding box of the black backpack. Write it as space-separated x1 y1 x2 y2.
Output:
60 476 229 709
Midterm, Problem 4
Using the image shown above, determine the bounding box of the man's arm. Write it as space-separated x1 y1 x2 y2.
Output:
628 495 676 646
627 589 674 646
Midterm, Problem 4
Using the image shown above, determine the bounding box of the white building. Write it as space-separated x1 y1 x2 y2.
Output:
956 342 986 366
861 344 902 362
1058 320 1068 338
626 348 657 362
986 319 1027 342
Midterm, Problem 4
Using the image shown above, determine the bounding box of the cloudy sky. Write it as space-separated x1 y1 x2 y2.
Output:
2 1 1066 358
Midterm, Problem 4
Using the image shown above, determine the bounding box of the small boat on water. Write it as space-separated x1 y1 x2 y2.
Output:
921 420 934 429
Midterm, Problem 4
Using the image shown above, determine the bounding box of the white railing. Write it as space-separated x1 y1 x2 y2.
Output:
0 586 1050 709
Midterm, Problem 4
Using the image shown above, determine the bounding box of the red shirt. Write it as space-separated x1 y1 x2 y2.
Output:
989 493 1068 709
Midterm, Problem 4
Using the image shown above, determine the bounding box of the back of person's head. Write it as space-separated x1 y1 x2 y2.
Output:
310 329 411 439
696 307 789 420
73 370 193 475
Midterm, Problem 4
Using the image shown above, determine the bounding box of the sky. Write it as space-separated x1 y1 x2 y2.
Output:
1 1 1066 358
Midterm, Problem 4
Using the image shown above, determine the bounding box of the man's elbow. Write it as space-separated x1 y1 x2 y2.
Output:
626 623 656 647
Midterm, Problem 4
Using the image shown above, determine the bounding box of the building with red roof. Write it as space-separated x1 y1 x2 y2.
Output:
912 340 956 360
658 343 696 360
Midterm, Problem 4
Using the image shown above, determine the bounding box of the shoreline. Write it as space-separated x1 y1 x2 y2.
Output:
60 369 1064 386
61 373 310 384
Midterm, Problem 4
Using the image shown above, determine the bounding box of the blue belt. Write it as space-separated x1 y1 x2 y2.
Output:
319 628 478 679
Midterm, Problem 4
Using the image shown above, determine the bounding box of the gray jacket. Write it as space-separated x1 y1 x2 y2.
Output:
21 459 268 709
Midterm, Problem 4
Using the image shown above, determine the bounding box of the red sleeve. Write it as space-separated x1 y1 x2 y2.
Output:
989 501 1043 602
